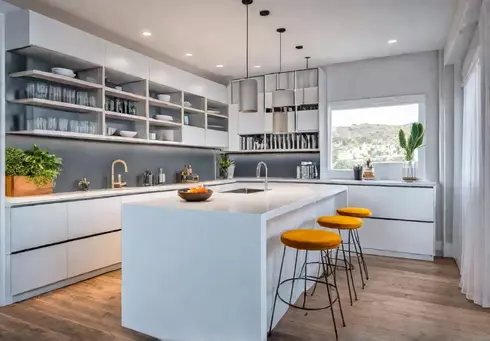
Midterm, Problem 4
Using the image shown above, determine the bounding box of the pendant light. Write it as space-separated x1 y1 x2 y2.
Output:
239 0 258 113
272 28 294 133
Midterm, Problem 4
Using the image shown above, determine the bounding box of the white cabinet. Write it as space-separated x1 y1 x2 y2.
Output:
358 219 434 256
206 130 228 148
182 126 206 145
348 186 434 222
228 104 240 151
105 42 149 79
264 112 273 133
238 112 264 135
296 110 319 132
67 197 122 239
265 92 273 109
11 244 68 295
67 232 121 278
10 203 68 252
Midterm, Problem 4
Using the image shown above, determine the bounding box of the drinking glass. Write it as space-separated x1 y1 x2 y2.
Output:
49 85 62 102
89 95 97 107
34 117 47 130
47 117 57 131
58 118 69 131
79 120 89 134
62 88 70 103
25 83 35 98
69 120 79 133
26 119 33 131
89 122 98 135
36 82 48 99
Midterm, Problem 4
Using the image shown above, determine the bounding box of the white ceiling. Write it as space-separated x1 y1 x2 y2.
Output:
8 0 457 83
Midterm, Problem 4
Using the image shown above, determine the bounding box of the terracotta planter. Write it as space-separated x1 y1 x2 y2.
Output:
5 176 53 197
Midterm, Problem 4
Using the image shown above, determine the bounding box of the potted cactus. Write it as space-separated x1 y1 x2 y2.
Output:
362 158 375 180
398 122 424 181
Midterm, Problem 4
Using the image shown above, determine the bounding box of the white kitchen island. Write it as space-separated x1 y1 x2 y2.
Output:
121 182 347 341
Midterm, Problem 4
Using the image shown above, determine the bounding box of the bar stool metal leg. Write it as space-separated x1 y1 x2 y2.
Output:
321 250 340 340
340 229 357 305
350 230 366 289
289 249 299 304
354 229 370 280
325 250 346 327
268 246 286 337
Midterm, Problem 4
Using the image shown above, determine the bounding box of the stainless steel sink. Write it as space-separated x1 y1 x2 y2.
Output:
222 188 265 194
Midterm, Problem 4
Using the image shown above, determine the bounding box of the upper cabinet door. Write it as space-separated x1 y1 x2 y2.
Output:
238 113 264 135
105 42 149 79
27 12 106 65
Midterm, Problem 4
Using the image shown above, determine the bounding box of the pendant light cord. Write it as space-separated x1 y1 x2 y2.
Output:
279 32 282 73
246 4 249 79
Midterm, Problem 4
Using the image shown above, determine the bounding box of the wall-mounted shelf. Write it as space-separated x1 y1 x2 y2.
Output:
184 107 206 114
104 87 146 101
148 118 181 128
9 70 103 89
7 130 221 150
9 98 103 113
207 111 228 119
229 149 320 154
148 98 182 110
105 111 147 122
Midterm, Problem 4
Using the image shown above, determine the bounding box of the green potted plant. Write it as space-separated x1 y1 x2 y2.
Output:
398 122 424 181
5 145 63 197
362 158 375 180
217 153 235 179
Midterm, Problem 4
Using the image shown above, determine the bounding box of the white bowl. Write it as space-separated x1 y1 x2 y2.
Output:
183 101 192 107
120 130 137 138
155 115 173 121
107 127 117 136
157 94 171 102
51 67 75 77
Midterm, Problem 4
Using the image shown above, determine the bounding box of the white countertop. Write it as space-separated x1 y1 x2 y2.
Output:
5 177 436 207
125 183 347 219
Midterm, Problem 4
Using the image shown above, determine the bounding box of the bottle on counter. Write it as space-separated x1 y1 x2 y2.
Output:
158 168 166 185
143 169 153 186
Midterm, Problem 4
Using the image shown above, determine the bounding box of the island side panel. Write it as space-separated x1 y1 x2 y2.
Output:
266 190 347 332
122 204 263 341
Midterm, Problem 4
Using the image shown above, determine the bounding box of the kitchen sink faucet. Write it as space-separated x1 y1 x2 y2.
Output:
256 161 268 191
112 159 128 188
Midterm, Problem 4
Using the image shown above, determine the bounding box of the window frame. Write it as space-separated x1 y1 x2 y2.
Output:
326 94 427 179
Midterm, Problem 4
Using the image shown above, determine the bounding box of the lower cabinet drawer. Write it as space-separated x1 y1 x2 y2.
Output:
67 232 122 278
357 218 434 256
11 244 68 296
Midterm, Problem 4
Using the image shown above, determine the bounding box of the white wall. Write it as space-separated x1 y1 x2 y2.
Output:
323 51 440 182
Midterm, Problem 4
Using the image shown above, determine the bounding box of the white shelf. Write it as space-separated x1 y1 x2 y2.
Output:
9 70 103 89
104 87 146 101
7 130 220 150
9 98 103 113
148 118 182 128
232 149 320 154
184 106 205 114
148 98 182 110
104 111 147 122
207 111 228 119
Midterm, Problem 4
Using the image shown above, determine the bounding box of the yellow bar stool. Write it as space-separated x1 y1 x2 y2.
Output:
337 207 371 282
269 229 346 340
316 215 364 305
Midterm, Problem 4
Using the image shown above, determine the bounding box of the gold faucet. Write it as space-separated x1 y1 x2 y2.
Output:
112 159 128 188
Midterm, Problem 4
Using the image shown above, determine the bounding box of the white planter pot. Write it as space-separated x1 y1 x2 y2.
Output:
227 164 235 179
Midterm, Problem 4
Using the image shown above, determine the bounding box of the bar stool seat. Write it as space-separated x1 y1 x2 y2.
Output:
317 215 363 229
281 229 341 250
337 207 372 218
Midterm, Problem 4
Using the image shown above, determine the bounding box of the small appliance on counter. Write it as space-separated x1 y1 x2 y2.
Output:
296 161 319 180
77 178 91 191
177 165 199 183
143 169 153 186
157 168 166 185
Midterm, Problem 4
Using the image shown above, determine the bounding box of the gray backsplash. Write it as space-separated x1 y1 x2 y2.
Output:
229 153 320 178
6 136 218 193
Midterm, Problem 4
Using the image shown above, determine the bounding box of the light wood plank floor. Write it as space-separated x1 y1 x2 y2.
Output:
0 255 489 340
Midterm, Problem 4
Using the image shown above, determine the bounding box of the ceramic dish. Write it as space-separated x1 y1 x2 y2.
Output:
177 189 213 202
51 67 75 77
183 101 192 107
107 127 117 136
157 94 171 102
119 130 137 138
155 115 173 121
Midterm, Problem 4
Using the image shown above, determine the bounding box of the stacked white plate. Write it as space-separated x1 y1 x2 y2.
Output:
51 67 76 78
155 115 173 121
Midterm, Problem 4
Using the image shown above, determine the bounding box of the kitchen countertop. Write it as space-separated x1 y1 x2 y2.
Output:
127 183 347 219
4 177 436 207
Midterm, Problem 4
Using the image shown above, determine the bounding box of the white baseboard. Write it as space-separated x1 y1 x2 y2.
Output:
363 248 434 261
6 263 121 305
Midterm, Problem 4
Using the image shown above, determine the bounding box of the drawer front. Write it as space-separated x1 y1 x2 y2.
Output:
10 203 68 252
357 219 434 256
296 110 319 132
182 126 206 146
67 197 122 239
348 185 434 222
206 130 228 148
11 244 68 295
67 232 121 278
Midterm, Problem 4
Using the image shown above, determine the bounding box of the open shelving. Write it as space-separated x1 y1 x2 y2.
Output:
9 70 103 89
9 98 103 113
104 111 147 122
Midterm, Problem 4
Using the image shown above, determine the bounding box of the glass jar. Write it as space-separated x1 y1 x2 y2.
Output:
402 160 417 181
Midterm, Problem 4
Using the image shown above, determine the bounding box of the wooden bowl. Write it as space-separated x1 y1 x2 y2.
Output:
177 189 213 202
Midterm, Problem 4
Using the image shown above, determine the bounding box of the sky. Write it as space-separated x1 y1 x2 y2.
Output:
332 103 419 127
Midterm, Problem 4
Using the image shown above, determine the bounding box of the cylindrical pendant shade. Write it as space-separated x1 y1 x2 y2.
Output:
239 78 258 113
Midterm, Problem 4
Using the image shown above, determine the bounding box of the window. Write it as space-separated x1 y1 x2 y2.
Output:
329 98 423 171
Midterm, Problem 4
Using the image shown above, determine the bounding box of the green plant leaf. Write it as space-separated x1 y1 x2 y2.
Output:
398 129 407 149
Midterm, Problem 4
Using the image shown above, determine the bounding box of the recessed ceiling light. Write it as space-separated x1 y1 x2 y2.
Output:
216 64 224 68
388 39 397 44
254 65 261 68
185 53 193 56
142 31 152 36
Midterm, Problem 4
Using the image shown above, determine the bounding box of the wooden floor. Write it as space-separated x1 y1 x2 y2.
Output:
0 255 489 340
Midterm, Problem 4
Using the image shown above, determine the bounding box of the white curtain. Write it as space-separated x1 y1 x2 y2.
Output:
460 2 490 307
